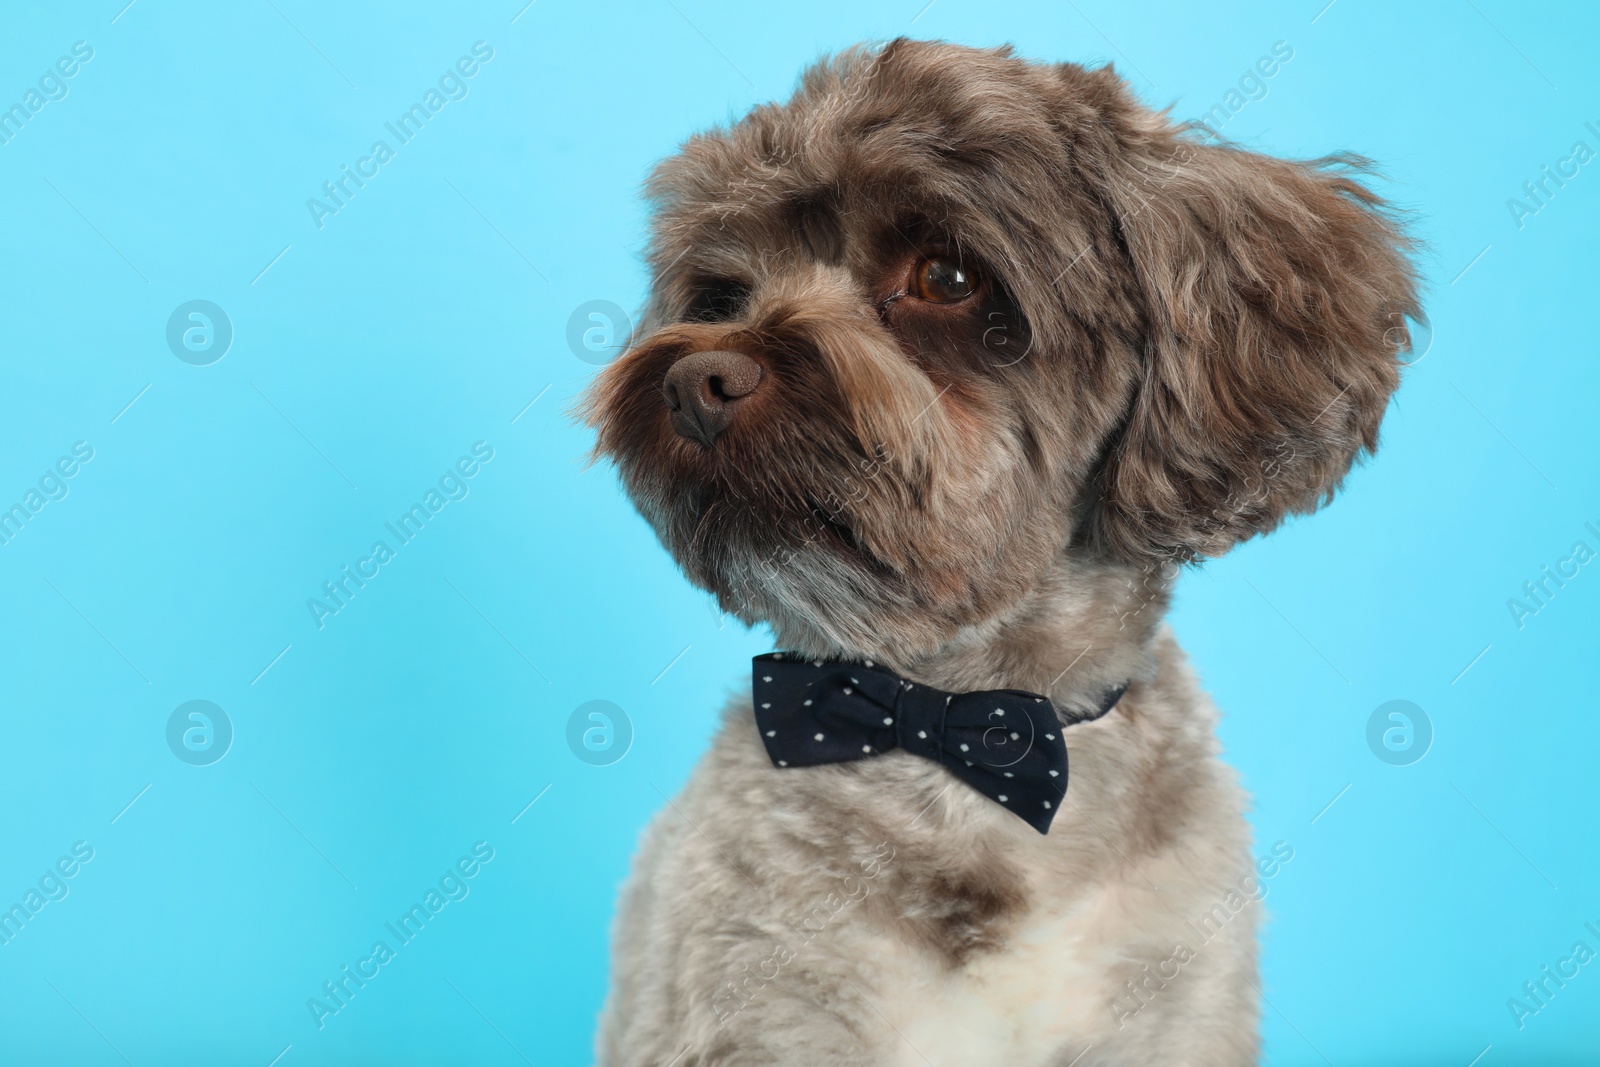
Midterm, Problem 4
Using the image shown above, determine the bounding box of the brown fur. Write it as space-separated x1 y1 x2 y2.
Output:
584 39 1418 665
581 38 1420 1066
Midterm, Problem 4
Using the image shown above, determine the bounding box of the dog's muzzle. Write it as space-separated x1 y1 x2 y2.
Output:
661 349 764 447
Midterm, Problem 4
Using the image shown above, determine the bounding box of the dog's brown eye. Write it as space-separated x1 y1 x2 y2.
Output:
685 280 751 323
910 256 976 303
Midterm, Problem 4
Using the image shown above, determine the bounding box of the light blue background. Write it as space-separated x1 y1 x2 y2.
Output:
0 1 1595 1064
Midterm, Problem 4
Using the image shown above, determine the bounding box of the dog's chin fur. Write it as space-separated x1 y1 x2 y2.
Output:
588 281 1109 664
582 36 1419 1067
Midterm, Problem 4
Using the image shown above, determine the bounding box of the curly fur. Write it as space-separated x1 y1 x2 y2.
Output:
582 38 1419 1066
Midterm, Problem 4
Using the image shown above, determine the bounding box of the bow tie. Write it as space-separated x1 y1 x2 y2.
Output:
751 653 1126 834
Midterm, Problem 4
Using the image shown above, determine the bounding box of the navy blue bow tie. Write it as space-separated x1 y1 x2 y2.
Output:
752 653 1126 834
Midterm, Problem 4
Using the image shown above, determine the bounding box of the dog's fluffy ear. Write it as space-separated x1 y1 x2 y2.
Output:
1083 84 1421 564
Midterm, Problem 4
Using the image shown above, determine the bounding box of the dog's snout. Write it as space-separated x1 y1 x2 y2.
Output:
662 350 764 446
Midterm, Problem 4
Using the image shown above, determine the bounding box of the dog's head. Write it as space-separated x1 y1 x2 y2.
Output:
584 39 1419 659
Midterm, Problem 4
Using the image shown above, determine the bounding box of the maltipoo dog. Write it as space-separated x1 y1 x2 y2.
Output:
584 38 1418 1066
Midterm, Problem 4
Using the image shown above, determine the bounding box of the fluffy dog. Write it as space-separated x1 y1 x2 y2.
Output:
583 39 1419 1066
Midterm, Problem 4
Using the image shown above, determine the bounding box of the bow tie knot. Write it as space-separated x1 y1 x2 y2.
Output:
752 653 1125 834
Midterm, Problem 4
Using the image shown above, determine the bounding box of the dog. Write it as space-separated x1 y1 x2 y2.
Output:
583 38 1419 1066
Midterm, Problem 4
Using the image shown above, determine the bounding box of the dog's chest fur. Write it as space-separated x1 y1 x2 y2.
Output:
598 629 1262 1066
879 882 1129 1066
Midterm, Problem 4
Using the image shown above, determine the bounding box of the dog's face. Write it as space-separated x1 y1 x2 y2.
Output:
584 39 1419 658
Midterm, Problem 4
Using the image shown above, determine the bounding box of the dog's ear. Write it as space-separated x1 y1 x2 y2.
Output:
1081 83 1421 564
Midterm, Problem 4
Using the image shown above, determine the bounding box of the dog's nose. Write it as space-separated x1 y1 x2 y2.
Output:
662 350 764 446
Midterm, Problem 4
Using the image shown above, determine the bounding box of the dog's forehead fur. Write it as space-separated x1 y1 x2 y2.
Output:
642 41 1133 337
